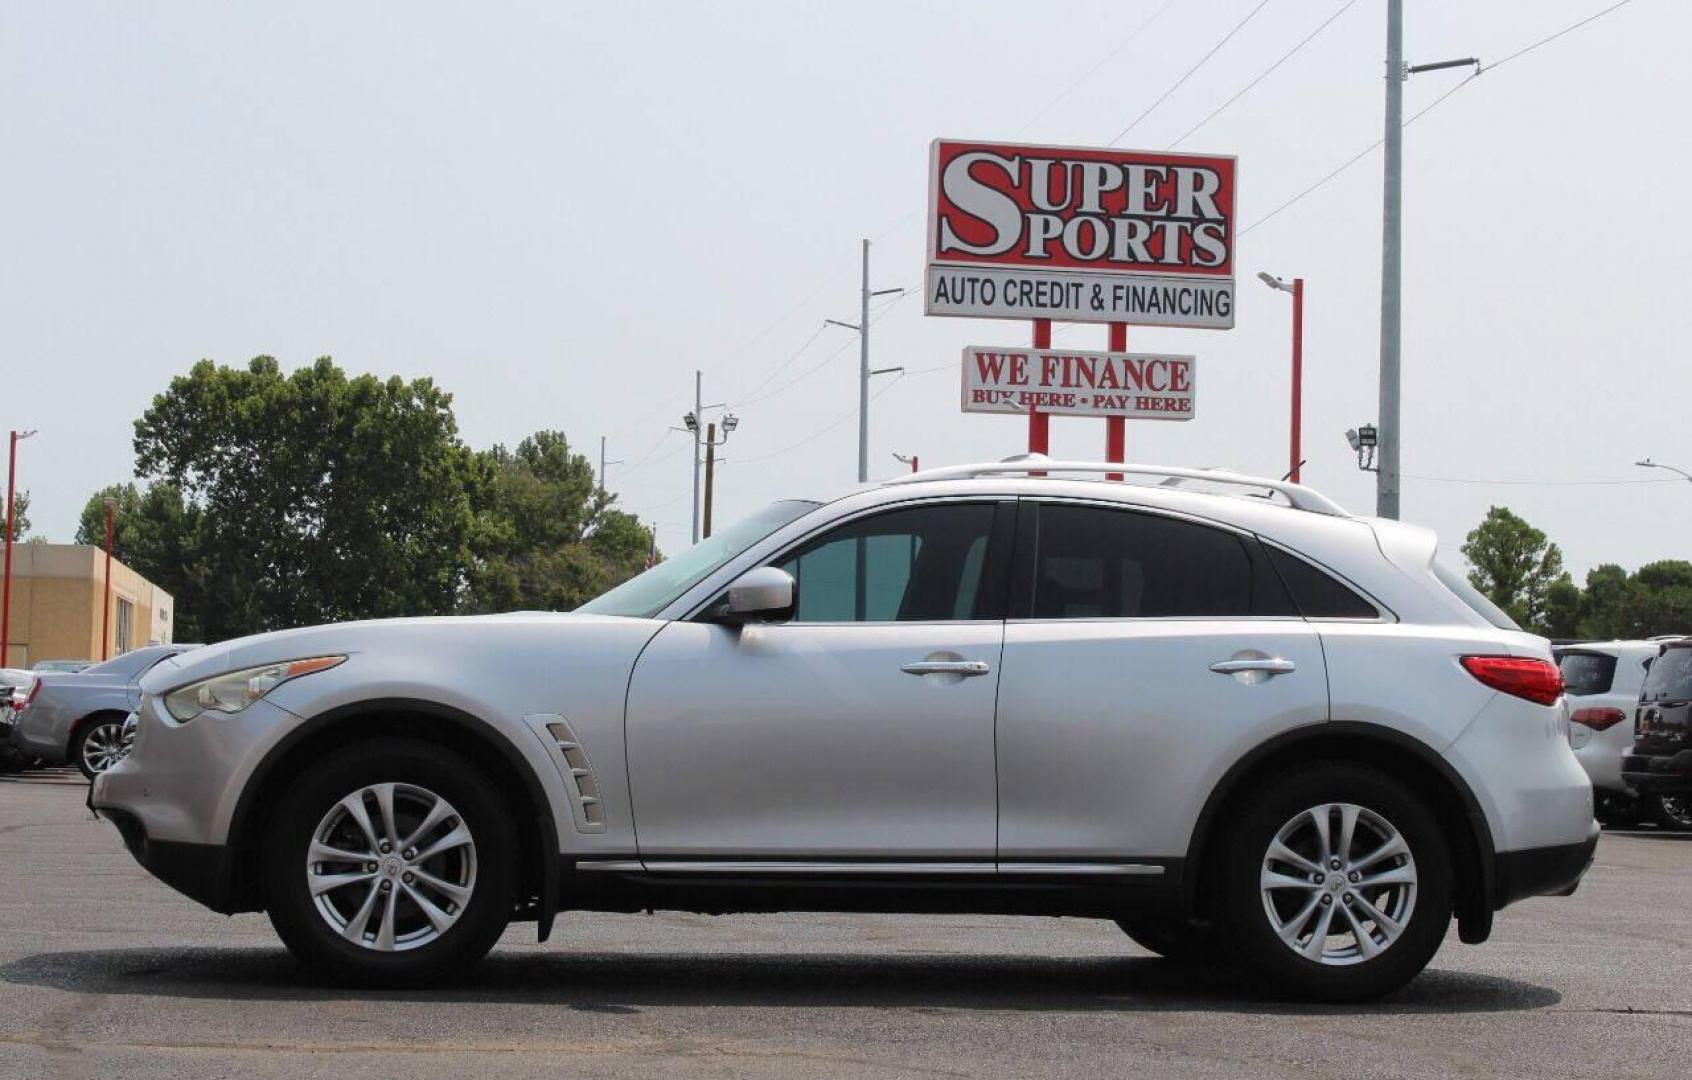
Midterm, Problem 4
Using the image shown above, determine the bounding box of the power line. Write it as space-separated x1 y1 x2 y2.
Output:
1404 473 1678 488
1017 0 1183 137
1168 0 1359 149
1240 0 1638 238
732 375 906 467
736 290 914 408
1487 0 1634 71
730 323 830 406
1108 0 1274 145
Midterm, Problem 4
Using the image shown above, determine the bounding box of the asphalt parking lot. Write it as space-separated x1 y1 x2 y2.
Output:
1 769 1687 1079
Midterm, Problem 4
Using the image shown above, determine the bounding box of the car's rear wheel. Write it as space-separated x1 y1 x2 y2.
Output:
1220 762 1452 1002
263 739 517 985
73 715 130 779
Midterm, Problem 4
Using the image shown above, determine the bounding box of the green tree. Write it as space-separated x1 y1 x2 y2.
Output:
1461 506 1575 635
1579 563 1634 639
462 431 655 613
4 489 30 542
131 356 482 640
75 482 209 641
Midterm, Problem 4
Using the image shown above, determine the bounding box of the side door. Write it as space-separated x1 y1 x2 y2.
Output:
625 500 1013 863
995 499 1330 866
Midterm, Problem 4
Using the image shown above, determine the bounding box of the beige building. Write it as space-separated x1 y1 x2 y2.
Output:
1 544 174 667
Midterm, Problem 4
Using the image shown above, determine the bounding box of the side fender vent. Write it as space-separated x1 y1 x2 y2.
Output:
522 713 607 834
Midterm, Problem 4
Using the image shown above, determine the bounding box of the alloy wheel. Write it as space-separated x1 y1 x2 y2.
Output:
1660 794 1692 830
1259 802 1418 966
306 782 477 952
80 721 130 775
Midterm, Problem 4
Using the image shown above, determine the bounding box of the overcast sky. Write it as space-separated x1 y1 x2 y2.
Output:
2 0 1683 579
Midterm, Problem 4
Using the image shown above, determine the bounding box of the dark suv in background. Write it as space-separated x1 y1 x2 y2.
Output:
1623 639 1692 828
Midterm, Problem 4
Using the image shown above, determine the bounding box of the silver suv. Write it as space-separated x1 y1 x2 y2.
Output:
93 459 1596 1001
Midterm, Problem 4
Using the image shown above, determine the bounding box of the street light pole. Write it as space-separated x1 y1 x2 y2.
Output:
1378 0 1404 519
2 429 39 666
1635 458 1692 482
691 371 702 544
1258 272 1306 484
101 498 115 661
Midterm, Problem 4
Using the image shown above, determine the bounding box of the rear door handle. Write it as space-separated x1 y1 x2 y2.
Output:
901 660 991 677
1209 658 1296 676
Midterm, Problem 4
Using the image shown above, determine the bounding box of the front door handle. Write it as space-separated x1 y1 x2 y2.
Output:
901 660 991 677
1209 658 1296 676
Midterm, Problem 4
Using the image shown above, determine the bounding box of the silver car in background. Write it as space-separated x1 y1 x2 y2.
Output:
1557 639 1692 830
14 644 200 778
94 459 1595 1001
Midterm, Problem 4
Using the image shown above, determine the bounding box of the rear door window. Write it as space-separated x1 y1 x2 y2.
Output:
1022 503 1296 619
1641 646 1692 703
1557 652 1617 697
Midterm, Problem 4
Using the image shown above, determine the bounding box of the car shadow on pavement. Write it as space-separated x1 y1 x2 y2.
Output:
0 947 1560 1016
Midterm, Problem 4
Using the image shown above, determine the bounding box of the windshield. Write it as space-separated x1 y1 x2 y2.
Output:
1641 644 1692 703
1557 651 1617 696
578 500 820 619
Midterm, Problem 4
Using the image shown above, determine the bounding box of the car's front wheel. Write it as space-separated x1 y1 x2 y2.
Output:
1221 762 1452 1002
263 739 517 985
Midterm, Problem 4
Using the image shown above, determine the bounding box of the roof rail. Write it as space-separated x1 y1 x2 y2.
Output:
883 455 1349 517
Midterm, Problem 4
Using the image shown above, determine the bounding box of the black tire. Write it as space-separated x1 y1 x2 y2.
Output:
1649 793 1692 832
1220 762 1453 1003
71 714 130 780
1115 917 1227 963
263 738 518 986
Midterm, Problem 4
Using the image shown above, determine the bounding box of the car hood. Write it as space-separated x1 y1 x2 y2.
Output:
138 611 660 696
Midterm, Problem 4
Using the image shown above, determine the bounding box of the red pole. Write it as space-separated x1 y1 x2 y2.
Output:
1 430 15 666
101 501 114 660
1106 323 1127 479
911 455 919 473
1028 319 1051 455
1290 278 1305 484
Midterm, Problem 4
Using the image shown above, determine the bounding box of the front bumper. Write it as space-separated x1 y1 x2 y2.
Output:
1494 819 1600 908
1621 750 1692 794
94 801 245 913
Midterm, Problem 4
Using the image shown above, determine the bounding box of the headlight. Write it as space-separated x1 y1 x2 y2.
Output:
163 656 345 722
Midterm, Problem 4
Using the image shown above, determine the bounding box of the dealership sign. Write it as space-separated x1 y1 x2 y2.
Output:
961 346 1195 421
926 139 1236 329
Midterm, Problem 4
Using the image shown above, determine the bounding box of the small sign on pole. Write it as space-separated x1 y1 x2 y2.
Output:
961 346 1195 421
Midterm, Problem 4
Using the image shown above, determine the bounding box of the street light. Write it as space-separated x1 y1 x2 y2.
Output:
1636 458 1692 482
2 429 40 666
1258 271 1305 483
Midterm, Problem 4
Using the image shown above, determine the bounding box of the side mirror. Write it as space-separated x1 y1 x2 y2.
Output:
705 566 796 624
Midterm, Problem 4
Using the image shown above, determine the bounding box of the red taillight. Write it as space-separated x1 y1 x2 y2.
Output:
1460 655 1564 706
1570 706 1627 731
24 680 42 707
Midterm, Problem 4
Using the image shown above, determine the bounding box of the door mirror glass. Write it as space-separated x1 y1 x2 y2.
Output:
707 566 796 624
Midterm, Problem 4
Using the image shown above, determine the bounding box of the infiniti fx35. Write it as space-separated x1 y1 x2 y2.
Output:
92 459 1596 1001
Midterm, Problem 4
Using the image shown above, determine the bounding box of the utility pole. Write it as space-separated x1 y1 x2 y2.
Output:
1378 0 1403 520
598 436 621 493
828 241 904 483
701 417 738 539
2 429 38 666
703 423 717 540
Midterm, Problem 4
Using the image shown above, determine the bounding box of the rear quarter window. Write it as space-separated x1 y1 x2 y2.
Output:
1264 547 1379 619
1432 559 1521 631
